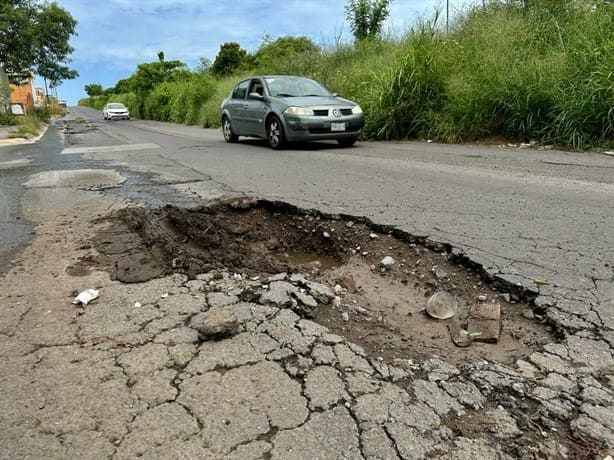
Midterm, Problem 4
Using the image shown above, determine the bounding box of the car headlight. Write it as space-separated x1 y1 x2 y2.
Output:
352 105 363 115
284 107 314 116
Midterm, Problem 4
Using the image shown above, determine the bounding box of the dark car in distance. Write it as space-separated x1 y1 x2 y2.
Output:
220 75 364 149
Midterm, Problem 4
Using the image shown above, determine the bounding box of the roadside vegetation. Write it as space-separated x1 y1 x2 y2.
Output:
4 102 65 139
79 0 613 150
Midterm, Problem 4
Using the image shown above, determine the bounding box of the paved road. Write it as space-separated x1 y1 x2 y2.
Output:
62 106 614 341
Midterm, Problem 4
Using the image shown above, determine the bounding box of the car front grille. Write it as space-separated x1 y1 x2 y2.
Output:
312 108 354 117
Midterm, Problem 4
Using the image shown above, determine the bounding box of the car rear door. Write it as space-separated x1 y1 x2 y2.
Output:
226 80 250 134
241 79 268 137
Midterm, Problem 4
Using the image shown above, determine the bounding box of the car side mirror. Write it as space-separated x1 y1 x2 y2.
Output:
248 92 264 100
332 93 338 97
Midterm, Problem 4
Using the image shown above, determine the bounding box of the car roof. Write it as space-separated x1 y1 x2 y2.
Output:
243 75 312 80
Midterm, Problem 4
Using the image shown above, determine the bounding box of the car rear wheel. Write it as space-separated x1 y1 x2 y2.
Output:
267 116 286 150
337 137 358 147
222 117 238 143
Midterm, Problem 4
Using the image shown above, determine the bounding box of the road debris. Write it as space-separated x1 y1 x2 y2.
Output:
448 320 473 347
467 302 502 343
72 288 99 305
380 256 395 267
426 291 458 320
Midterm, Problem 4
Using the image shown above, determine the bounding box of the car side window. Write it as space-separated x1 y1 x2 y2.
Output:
249 79 264 96
232 80 249 100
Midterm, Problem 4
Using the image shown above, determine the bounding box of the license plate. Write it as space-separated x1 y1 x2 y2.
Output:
331 122 346 132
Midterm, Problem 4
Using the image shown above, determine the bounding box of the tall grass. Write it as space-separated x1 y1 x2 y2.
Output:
79 2 613 150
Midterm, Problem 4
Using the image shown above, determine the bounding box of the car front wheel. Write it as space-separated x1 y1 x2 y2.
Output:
337 137 358 147
267 116 286 150
222 117 238 143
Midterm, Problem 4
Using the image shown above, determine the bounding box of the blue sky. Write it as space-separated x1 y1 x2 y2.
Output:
45 0 477 105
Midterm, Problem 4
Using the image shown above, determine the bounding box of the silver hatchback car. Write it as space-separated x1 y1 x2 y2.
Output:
220 75 364 149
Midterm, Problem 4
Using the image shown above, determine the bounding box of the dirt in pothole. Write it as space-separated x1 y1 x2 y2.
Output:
81 197 553 366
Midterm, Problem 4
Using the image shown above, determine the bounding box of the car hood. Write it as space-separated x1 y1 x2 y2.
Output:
276 96 355 108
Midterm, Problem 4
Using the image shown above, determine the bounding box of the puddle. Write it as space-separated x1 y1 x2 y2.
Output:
84 197 554 366
275 251 341 272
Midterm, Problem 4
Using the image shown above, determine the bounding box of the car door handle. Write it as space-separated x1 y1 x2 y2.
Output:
242 104 249 109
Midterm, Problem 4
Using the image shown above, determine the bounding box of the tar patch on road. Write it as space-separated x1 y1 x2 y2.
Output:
80 197 553 365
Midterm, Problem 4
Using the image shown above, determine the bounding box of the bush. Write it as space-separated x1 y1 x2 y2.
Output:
199 77 239 128
0 110 17 125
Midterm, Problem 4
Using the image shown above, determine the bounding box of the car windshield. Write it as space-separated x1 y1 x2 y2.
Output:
108 103 126 109
264 77 330 98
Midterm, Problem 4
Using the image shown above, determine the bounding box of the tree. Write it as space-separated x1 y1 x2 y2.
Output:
0 1 78 86
195 57 212 73
344 0 393 40
114 78 133 94
32 2 78 91
0 0 36 75
253 36 319 67
210 42 247 77
0 67 10 108
84 83 103 97
128 52 189 116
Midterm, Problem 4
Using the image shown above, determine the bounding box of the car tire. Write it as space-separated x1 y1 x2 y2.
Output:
337 137 358 147
267 116 286 150
222 116 238 143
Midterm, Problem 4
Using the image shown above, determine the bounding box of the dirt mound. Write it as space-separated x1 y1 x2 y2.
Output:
82 197 554 365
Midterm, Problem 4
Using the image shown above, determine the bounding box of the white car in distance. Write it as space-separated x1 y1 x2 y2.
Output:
103 102 130 120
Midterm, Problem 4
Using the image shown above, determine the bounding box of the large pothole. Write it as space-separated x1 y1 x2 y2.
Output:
82 197 554 366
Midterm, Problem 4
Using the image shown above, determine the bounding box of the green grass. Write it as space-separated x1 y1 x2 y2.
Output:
8 114 42 138
78 2 613 150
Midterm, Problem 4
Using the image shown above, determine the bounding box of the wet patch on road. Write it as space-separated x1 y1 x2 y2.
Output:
61 143 160 155
23 169 126 189
82 197 553 366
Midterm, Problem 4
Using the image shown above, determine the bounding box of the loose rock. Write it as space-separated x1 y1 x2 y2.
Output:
467 302 502 343
190 308 239 339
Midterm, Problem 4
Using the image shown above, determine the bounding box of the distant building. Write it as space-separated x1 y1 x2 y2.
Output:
9 73 36 115
34 86 45 108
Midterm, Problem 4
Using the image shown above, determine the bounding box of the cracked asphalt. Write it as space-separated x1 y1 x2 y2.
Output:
0 107 612 459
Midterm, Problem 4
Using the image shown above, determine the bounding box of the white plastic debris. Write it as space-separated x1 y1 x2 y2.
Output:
160 293 169 299
323 231 330 238
341 312 349 322
134 302 142 308
380 256 395 266
369 233 378 239
72 289 99 306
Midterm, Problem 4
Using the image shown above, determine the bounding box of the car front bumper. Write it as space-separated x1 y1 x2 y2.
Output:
282 114 364 141
107 112 130 119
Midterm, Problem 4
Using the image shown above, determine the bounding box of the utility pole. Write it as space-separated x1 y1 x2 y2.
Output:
446 0 449 34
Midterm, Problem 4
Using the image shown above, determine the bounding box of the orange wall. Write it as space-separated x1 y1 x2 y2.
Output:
10 82 35 114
